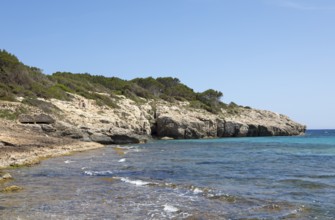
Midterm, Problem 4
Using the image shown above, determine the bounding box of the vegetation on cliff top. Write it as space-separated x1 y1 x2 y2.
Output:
0 49 238 113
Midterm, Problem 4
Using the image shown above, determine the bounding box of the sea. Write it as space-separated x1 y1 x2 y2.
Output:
1 130 335 219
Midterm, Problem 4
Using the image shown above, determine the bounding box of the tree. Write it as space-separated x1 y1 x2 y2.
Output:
197 89 223 110
156 77 180 88
132 77 164 97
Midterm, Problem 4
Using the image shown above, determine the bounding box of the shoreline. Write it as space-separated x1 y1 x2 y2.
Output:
0 141 104 169
0 118 104 170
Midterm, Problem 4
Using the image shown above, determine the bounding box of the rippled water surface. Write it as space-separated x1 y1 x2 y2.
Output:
1 130 335 219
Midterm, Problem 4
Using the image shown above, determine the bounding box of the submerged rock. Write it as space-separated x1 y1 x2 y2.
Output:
0 185 22 193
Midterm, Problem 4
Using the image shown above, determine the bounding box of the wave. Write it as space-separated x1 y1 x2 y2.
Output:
83 170 114 176
163 204 179 212
77 169 316 219
81 170 312 219
279 179 333 189
118 158 126 162
196 161 229 165
119 177 151 186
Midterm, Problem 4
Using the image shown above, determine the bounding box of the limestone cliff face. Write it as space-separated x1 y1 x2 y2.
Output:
49 94 305 141
4 93 305 144
153 102 305 139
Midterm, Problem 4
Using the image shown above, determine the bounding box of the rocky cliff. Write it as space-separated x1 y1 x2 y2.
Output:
0 50 306 145
2 93 305 145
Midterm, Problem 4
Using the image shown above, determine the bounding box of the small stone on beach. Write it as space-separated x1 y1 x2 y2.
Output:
2 173 12 180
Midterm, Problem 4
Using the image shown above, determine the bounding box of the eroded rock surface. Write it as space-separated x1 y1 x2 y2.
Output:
19 114 55 124
9 93 305 145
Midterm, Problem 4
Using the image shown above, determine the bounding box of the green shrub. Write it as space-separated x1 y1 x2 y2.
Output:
0 106 28 120
22 98 59 114
1 49 234 114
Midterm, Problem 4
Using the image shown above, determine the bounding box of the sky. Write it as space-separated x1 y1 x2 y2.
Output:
1 0 334 129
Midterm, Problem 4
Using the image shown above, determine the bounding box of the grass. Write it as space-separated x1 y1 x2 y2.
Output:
0 106 29 120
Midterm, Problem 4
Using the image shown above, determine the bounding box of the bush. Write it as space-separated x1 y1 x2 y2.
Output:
1 49 233 114
0 106 28 120
131 77 164 97
22 98 60 114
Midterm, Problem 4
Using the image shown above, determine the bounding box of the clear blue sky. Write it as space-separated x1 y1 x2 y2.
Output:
1 0 334 129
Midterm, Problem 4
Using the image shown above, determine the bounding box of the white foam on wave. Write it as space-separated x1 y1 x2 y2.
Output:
118 158 126 162
64 160 75 164
122 145 142 152
120 177 150 186
193 187 203 194
163 204 179 212
84 170 113 176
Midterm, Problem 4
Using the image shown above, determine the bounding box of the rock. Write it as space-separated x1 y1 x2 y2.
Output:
108 127 150 144
258 125 273 136
247 124 259 136
155 109 305 139
197 118 217 137
80 134 92 142
100 119 110 124
18 114 55 124
110 135 142 144
0 140 15 147
1 185 22 193
216 120 225 137
223 121 241 137
16 94 305 144
237 124 249 137
23 124 42 132
69 132 84 139
2 173 12 180
156 116 185 139
41 124 56 132
61 130 83 139
90 134 114 144
58 126 84 139
34 114 55 124
161 136 174 140
185 127 203 139
18 114 35 124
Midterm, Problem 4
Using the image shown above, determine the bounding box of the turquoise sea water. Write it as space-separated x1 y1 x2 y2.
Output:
1 130 335 219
